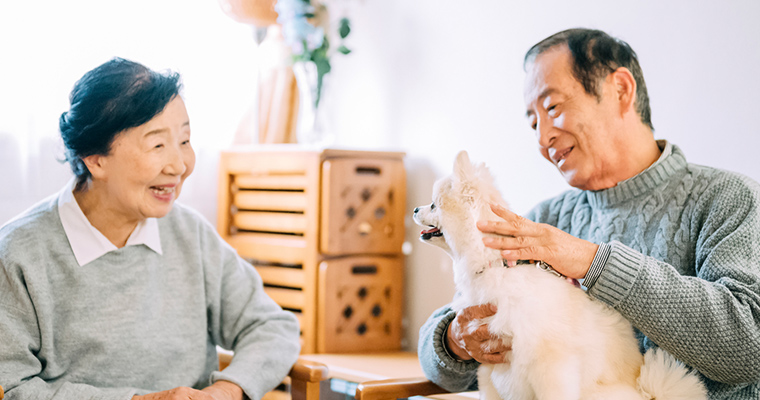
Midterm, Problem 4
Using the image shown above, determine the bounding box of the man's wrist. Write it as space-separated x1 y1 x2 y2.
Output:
582 242 611 289
442 318 472 362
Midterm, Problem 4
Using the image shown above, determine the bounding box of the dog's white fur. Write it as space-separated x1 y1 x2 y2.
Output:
413 151 706 400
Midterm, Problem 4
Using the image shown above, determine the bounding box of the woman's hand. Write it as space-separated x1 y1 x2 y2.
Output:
133 381 243 400
446 304 511 364
476 203 598 280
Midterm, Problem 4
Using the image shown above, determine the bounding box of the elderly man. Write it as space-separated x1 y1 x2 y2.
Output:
419 28 760 399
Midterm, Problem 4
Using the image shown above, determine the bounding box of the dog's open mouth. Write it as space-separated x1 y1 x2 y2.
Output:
420 226 443 240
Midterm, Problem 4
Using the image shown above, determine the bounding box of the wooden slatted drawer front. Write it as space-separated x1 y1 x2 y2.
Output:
234 174 308 191
255 265 305 288
233 211 307 234
265 286 305 309
234 191 307 212
226 233 306 264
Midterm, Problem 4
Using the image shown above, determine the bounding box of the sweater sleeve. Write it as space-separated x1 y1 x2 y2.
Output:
200 222 301 400
588 175 760 385
417 305 479 392
0 259 135 400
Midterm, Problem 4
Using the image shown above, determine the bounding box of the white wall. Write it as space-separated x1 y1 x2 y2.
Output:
2 0 759 352
324 0 760 350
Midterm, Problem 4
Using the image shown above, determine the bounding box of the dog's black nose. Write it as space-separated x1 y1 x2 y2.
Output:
413 207 420 214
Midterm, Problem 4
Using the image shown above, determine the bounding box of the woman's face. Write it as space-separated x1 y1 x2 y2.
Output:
85 96 195 222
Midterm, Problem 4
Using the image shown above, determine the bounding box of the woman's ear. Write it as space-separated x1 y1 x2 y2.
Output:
81 154 106 180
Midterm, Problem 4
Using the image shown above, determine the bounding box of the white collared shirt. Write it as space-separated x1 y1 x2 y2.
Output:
57 178 163 266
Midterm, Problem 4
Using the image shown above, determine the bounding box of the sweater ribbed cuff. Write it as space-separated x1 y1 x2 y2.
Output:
582 243 612 290
587 241 644 308
434 311 479 372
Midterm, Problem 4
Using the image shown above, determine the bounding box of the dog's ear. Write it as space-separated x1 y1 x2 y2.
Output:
452 151 477 202
453 151 476 182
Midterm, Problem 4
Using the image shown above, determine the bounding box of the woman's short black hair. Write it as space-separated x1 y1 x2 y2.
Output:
524 28 653 132
59 57 182 189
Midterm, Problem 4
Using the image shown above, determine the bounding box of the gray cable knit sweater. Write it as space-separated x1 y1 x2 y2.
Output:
418 144 760 399
0 194 301 399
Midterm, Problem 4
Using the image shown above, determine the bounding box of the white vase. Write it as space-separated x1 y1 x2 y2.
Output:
292 61 335 148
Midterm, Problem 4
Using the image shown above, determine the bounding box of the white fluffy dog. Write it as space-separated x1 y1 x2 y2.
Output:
413 151 706 400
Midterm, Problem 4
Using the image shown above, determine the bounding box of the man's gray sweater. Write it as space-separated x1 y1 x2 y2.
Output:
418 144 760 399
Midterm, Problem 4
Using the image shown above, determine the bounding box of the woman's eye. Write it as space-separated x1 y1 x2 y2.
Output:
181 140 191 146
154 144 164 149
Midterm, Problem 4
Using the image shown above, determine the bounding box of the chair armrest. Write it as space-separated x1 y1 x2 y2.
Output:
290 358 329 400
356 377 448 400
218 352 328 400
290 358 330 383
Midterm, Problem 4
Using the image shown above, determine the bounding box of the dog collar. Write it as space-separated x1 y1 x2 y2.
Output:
475 259 565 278
522 260 565 278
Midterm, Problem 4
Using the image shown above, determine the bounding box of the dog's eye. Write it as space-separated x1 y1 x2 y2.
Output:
430 202 436 210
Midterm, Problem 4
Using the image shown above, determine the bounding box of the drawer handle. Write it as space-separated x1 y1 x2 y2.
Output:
356 166 381 175
352 265 378 275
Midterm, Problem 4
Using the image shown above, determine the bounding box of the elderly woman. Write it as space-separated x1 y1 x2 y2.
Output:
0 58 300 400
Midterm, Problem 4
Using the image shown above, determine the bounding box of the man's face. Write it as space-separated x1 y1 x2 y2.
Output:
523 46 625 191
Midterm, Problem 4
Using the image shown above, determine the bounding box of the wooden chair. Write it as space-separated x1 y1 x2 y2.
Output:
0 355 327 400
218 352 329 400
298 352 476 400
356 377 449 400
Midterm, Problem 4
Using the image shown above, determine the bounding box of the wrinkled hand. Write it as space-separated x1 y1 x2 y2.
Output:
133 381 243 400
476 203 598 280
446 304 511 364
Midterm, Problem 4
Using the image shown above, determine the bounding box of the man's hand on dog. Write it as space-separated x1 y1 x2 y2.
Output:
477 203 598 280
447 304 511 364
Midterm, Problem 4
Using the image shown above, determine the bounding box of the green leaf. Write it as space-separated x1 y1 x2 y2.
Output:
339 18 351 39
314 58 331 108
337 45 351 55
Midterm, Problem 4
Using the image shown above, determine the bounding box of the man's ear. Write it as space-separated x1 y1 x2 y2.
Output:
610 67 637 115
81 154 106 180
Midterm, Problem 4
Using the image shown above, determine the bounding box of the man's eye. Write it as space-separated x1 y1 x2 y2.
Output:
547 105 559 117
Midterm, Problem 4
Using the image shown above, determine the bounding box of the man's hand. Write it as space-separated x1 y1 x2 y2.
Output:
133 381 243 400
476 203 598 280
446 304 511 364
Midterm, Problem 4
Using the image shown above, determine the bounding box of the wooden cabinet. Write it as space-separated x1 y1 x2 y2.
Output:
217 147 406 353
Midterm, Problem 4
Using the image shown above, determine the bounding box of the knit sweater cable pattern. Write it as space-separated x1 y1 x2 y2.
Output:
418 145 760 400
